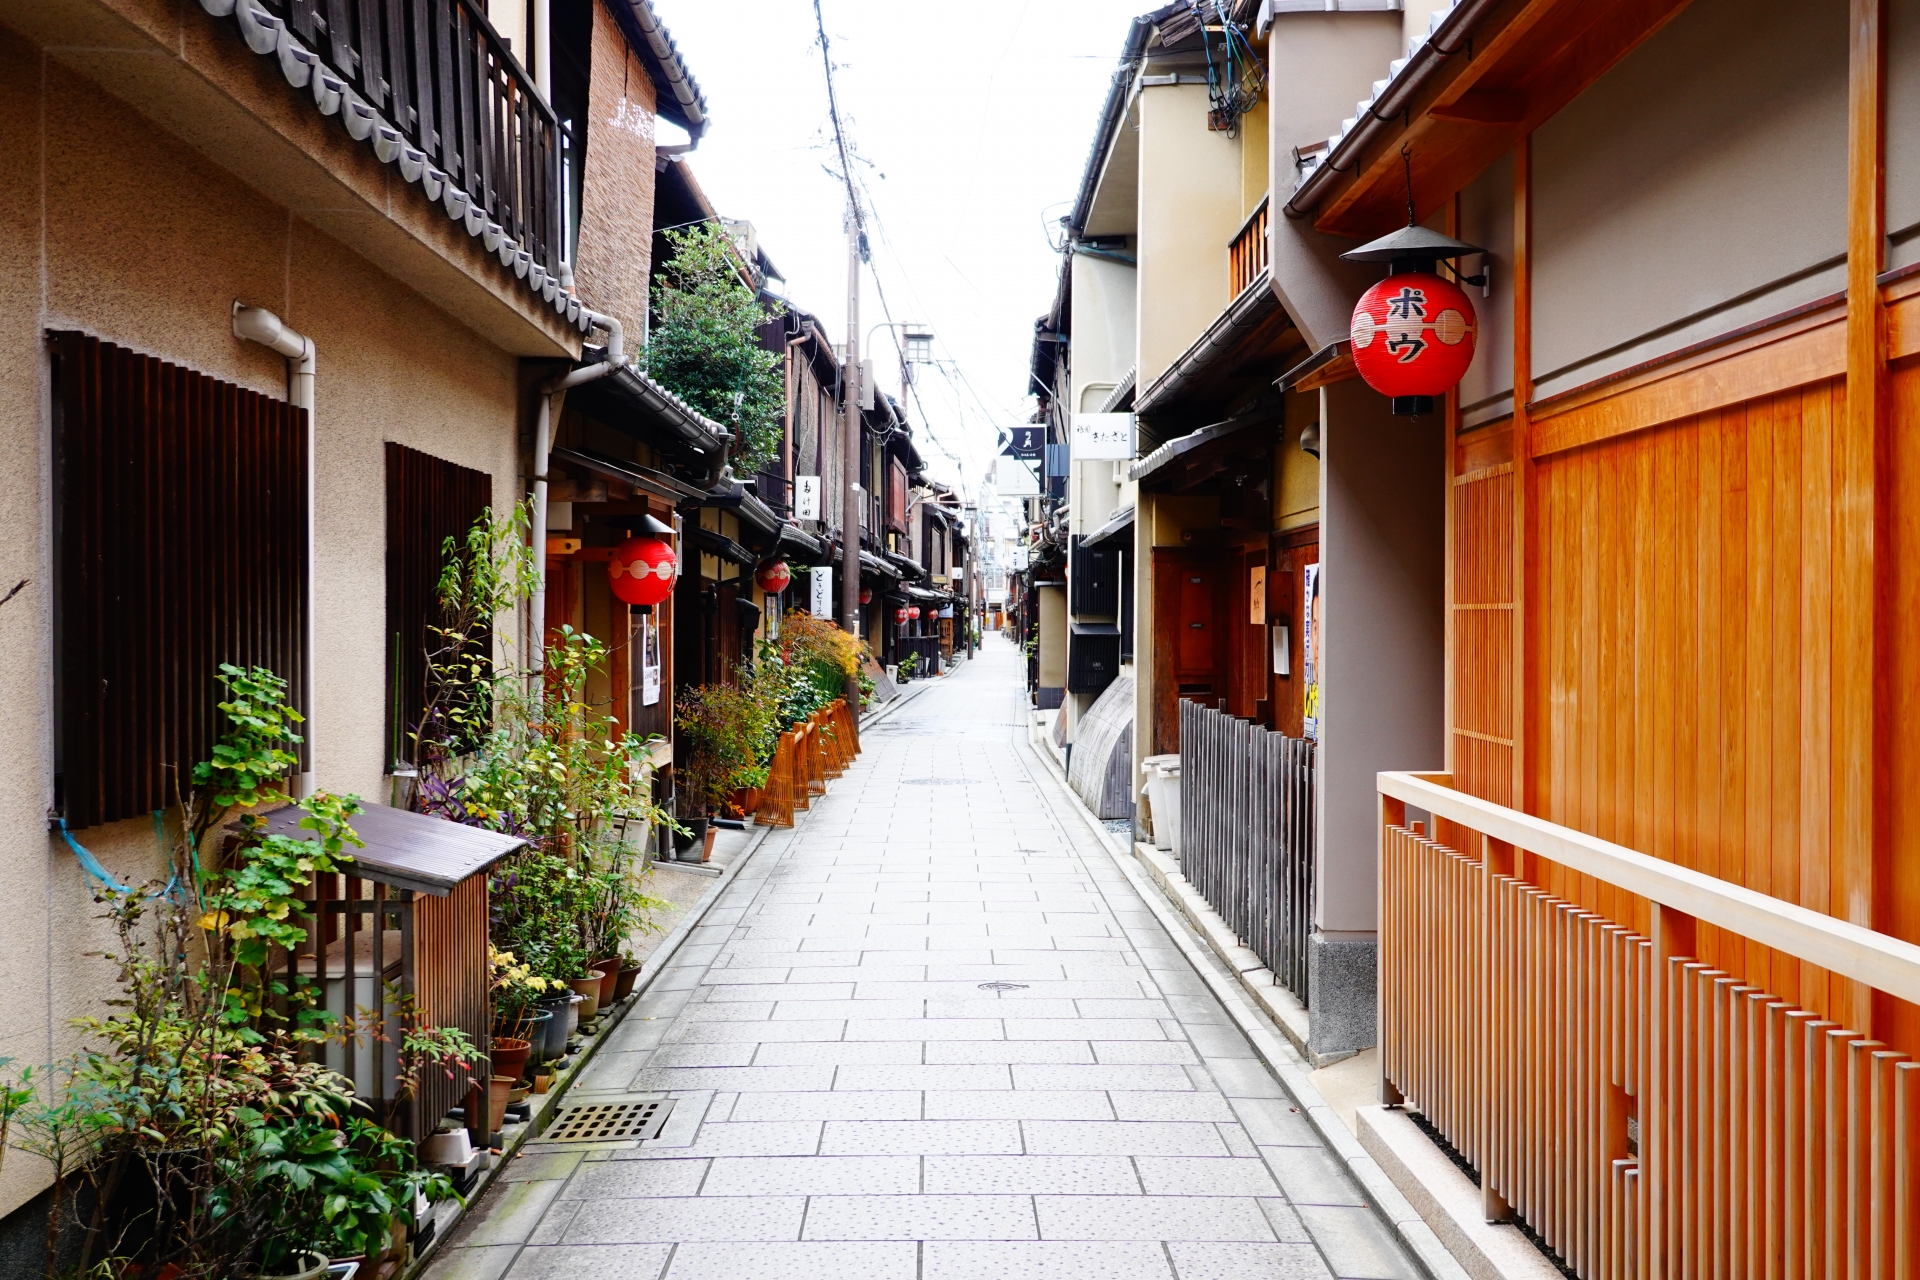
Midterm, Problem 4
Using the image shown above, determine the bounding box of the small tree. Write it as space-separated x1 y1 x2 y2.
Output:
646 224 786 471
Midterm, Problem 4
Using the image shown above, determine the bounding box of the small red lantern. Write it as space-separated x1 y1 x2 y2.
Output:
859 587 873 605
607 535 676 606
754 560 792 593
894 606 909 624
908 606 921 620
1349 272 1476 411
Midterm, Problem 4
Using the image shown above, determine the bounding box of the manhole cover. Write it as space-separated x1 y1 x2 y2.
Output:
977 981 1029 991
901 778 980 786
543 1097 675 1143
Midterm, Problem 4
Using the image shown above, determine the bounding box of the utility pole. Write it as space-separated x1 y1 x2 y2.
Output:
840 203 863 655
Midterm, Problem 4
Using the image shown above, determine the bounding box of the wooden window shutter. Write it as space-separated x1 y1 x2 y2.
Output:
384 443 492 768
52 331 309 830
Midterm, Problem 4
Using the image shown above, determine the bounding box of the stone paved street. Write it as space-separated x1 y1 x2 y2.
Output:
426 642 1417 1280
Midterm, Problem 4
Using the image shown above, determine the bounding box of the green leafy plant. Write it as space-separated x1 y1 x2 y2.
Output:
675 681 777 818
645 224 787 470
897 651 920 681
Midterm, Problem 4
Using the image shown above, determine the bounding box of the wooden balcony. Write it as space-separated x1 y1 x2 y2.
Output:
1376 770 1920 1279
1229 195 1270 300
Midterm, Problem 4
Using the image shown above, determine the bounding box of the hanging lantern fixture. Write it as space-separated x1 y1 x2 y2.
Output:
894 606 909 624
607 535 677 606
754 560 792 594
860 587 874 605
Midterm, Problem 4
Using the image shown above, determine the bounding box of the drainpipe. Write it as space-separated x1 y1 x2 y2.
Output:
533 0 552 102
232 302 317 799
532 310 626 682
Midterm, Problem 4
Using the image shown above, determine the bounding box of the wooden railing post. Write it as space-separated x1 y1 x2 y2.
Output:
1646 902 1696 1280
1379 786 1407 1108
1480 831 1513 1223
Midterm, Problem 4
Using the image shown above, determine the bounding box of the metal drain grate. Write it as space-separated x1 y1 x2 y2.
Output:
977 981 1029 991
543 1097 675 1143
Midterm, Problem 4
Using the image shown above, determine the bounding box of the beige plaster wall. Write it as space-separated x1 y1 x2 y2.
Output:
1037 584 1068 690
1455 150 1514 428
1068 253 1137 415
0 32 523 1220
573 1 660 346
1275 389 1319 532
1135 83 1243 387
1531 0 1847 397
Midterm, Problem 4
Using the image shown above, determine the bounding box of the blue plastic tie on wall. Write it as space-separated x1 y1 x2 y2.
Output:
54 816 180 901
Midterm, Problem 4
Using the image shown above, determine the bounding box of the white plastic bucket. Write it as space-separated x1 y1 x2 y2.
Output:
1139 755 1181 852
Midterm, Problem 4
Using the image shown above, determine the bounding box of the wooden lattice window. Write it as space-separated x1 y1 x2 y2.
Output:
52 331 309 830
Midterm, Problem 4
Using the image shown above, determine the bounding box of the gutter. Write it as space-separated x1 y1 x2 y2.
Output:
232 303 317 798
615 0 708 143
1282 0 1504 221
1133 268 1283 417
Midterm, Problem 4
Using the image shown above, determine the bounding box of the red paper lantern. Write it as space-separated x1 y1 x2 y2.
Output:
1349 272 1476 408
894 606 909 624
859 587 873 605
754 560 792 593
908 606 921 620
607 535 676 606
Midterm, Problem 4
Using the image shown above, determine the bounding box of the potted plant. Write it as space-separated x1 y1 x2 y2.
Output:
675 682 773 852
488 947 552 1081
614 953 646 1001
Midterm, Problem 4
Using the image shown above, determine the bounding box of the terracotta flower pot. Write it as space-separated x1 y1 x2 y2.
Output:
614 963 644 1000
567 974 601 1022
702 824 718 862
260 1253 329 1280
590 956 621 1005
489 1037 532 1084
487 1074 515 1134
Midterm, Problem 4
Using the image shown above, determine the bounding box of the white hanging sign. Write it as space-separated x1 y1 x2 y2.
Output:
810 567 833 618
1071 413 1134 461
795 476 821 521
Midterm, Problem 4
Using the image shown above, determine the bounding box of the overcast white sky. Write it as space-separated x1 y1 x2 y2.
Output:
653 0 1151 499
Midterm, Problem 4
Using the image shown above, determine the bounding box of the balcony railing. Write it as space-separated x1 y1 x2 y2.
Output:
1179 700 1315 1001
1229 195 1270 299
1377 770 1920 1280
210 0 566 288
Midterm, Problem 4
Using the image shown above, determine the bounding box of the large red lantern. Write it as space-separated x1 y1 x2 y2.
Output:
859 587 873 605
754 560 791 593
894 606 909 624
907 606 921 620
607 535 676 606
1350 272 1476 411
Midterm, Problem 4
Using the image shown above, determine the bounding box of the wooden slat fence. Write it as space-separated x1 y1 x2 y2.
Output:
752 700 860 828
1178 698 1316 1002
1379 770 1920 1280
1230 195 1270 299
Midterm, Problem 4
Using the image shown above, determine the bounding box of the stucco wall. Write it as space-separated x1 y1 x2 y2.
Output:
1886 0 1920 269
1531 0 1848 398
0 30 522 1222
1135 83 1243 387
1456 150 1515 428
573 0 660 346
1068 253 1138 414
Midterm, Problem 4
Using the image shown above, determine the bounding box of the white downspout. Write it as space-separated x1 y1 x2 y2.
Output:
533 0 552 102
232 302 317 799
532 309 626 683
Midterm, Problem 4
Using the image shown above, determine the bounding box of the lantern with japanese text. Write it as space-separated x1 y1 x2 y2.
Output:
607 535 676 607
754 560 792 594
1339 225 1486 416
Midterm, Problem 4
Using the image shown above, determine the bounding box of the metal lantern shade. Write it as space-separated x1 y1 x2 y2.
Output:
754 560 792 594
1350 272 1476 410
607 535 676 606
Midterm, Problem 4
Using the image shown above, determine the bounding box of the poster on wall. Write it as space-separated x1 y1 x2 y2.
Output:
810 567 833 619
1249 565 1266 625
640 611 661 706
1302 562 1320 741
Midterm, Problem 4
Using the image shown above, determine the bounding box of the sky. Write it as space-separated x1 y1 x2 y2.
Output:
652 0 1152 501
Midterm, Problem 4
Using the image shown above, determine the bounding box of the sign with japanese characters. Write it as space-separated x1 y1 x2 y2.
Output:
1071 413 1133 461
810 567 833 619
795 475 821 521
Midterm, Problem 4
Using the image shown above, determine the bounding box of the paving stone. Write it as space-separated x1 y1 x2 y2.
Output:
770 998 927 1020
1012 1063 1193 1092
1135 1156 1283 1196
1165 1241 1334 1279
1291 1205 1418 1279
628 1065 837 1093
802 1193 1039 1240
667 1019 846 1044
921 1240 1175 1280
835 1063 1011 1091
426 1246 520 1280
504 1244 677 1279
700 1155 920 1196
729 1090 921 1121
559 1158 710 1199
924 1090 1114 1120
626 1121 822 1159
663 1241 919 1279
752 1040 923 1066
703 982 854 1001
923 1040 1094 1065
1109 1091 1240 1123
1259 1198 1314 1243
565 1195 806 1244
922 1155 1140 1195
643 1042 760 1068
1091 1041 1201 1065
844 1017 1005 1041
1034 1193 1277 1241
1201 1056 1287 1098
821 1119 1024 1155
1229 1098 1320 1147
1022 1120 1230 1157
1262 1143 1367 1207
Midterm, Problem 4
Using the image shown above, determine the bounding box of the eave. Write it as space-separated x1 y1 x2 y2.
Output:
1294 0 1697 240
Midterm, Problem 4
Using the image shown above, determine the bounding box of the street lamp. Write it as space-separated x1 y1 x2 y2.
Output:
868 322 935 399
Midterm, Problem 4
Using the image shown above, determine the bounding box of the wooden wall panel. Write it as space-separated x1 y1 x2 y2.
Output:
1451 432 1517 812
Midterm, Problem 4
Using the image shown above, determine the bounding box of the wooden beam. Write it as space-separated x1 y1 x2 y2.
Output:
1513 137 1535 819
1835 0 1890 1035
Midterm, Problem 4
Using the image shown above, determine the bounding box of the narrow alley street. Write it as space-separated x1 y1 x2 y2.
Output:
427 642 1416 1280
